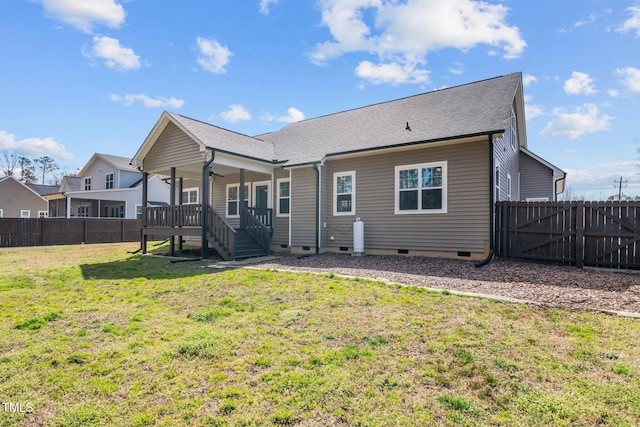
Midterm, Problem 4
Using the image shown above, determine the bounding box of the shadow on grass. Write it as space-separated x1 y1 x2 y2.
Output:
80 255 215 280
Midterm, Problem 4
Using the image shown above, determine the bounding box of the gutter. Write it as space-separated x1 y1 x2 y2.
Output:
475 133 495 267
201 147 215 259
554 172 567 201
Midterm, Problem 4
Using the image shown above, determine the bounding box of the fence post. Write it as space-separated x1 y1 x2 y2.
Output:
575 201 584 269
40 218 45 246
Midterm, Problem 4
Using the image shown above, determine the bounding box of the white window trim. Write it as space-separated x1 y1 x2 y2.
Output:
225 183 250 218
333 171 356 216
105 172 115 190
181 187 199 205
276 178 290 218
507 173 512 201
510 107 517 152
84 177 92 191
135 204 143 220
252 180 272 209
38 211 48 218
20 210 30 218
0 209 3 217
394 161 447 215
494 162 501 203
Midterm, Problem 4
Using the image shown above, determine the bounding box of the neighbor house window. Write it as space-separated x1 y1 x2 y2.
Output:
226 183 249 218
38 211 48 218
0 209 3 217
277 178 290 217
507 173 512 201
494 163 500 203
395 161 447 214
20 210 30 218
510 107 517 152
333 171 355 215
84 177 91 191
78 206 89 217
135 204 143 220
181 188 199 204
105 173 114 189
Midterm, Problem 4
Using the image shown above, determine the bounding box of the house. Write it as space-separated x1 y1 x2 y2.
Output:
45 153 170 219
0 176 51 218
131 72 565 260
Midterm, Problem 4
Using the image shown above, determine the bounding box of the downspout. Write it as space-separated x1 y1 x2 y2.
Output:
475 133 495 267
297 162 320 259
201 148 215 259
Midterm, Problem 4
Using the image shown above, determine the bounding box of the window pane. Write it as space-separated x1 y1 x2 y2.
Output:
228 187 238 201
189 191 197 204
336 194 352 212
422 167 442 188
399 190 418 210
337 175 352 194
279 198 290 214
422 189 442 210
279 181 290 197
399 169 418 189
181 191 188 201
228 202 237 216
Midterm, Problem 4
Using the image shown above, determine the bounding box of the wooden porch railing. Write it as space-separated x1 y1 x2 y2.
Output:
144 205 202 227
240 205 271 251
247 207 273 231
207 206 236 259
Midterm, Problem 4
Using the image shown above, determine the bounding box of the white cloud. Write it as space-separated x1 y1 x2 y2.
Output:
109 93 185 109
608 89 620 97
563 162 640 200
574 13 597 28
196 37 232 74
355 60 429 84
525 104 543 120
37 0 126 33
310 0 525 85
540 104 612 139
563 71 596 95
268 107 305 124
219 105 252 122
259 0 278 15
523 74 538 86
0 130 75 162
617 6 640 37
448 61 464 75
86 36 141 71
616 67 640 92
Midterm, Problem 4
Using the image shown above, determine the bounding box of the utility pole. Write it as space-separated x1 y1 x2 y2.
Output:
614 176 628 201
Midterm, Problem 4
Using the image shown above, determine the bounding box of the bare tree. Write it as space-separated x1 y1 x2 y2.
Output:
18 156 37 184
0 150 19 177
34 155 59 184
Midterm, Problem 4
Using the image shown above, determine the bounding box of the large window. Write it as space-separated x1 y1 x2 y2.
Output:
395 161 447 214
277 178 290 217
226 184 249 218
105 173 114 189
181 188 199 204
333 171 355 215
84 177 91 191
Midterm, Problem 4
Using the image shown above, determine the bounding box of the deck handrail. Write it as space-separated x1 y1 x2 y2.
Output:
246 207 273 231
240 205 271 252
208 206 236 257
144 205 202 227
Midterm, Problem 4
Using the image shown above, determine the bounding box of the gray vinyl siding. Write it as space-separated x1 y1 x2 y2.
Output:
519 152 553 201
144 122 203 172
272 168 290 246
290 167 317 248
320 165 329 248
493 122 520 202
322 140 490 253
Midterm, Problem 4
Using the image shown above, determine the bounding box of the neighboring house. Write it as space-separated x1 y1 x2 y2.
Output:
0 176 50 218
45 153 170 219
131 72 565 260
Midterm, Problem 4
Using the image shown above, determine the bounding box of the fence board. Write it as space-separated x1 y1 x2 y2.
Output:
0 218 141 248
496 201 640 270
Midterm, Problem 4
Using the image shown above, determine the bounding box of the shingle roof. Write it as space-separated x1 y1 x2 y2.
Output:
25 183 59 196
63 175 82 192
95 153 138 171
261 72 521 166
168 113 277 163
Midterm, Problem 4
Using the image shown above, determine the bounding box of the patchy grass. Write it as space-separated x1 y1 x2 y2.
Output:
1 243 640 426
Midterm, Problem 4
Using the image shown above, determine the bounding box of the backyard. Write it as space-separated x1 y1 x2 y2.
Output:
1 243 639 426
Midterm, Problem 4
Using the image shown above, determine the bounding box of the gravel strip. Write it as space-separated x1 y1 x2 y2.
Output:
248 253 640 317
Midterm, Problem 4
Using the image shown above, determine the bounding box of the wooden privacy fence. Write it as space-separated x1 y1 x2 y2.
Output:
0 218 142 247
495 201 640 270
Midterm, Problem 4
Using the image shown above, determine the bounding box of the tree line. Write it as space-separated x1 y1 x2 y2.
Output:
0 150 61 185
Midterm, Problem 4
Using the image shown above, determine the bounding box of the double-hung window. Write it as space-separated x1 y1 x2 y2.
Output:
84 177 91 191
333 171 355 215
226 184 249 218
181 188 199 204
277 178 290 217
395 161 447 214
105 173 114 189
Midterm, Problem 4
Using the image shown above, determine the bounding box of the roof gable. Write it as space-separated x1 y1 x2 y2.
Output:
78 153 138 177
0 176 48 201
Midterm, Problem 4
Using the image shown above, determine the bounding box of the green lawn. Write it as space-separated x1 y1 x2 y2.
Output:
1 243 639 426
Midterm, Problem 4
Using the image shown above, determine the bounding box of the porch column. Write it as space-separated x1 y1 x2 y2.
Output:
142 172 148 254
178 177 184 251
66 196 71 219
169 167 176 256
239 168 245 228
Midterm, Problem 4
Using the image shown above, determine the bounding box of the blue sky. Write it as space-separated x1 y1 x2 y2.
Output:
1 0 639 200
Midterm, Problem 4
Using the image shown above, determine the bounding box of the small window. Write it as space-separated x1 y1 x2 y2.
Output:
105 173 114 189
395 161 447 214
78 206 89 217
494 163 500 203
333 171 355 215
84 177 92 191
507 173 512 201
510 107 517 152
38 211 48 218
20 210 30 218
135 204 143 220
277 178 290 217
226 183 249 218
181 188 199 204
0 209 3 217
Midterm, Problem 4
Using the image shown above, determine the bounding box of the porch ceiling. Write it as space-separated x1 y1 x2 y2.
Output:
154 155 274 180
